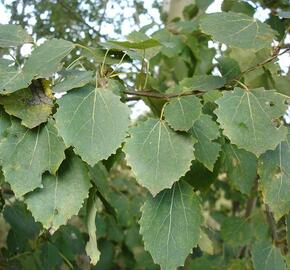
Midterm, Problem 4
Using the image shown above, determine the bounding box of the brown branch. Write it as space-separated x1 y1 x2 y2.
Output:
123 89 202 100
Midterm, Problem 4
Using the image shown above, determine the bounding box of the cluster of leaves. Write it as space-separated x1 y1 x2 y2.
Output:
0 0 290 269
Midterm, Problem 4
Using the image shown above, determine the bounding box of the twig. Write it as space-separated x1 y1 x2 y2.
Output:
123 89 202 100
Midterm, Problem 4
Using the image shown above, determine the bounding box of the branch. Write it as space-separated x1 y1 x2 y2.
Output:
123 89 202 100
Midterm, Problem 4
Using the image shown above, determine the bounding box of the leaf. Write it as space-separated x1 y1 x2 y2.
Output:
251 240 287 270
106 39 160 49
222 143 257 195
0 119 66 197
0 24 33 47
200 12 276 50
23 39 75 78
0 86 53 129
217 56 241 82
258 128 290 219
139 181 202 270
52 70 94 93
190 114 221 171
167 75 225 93
164 95 202 131
0 106 11 136
0 64 34 94
25 153 91 231
85 192 101 265
124 119 194 195
220 217 253 247
55 85 130 166
215 88 287 156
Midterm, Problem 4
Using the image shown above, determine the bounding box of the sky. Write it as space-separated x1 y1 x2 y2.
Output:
0 0 289 120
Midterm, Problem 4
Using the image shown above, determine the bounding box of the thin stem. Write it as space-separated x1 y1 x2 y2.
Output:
66 55 85 69
75 44 97 58
107 52 127 77
101 49 110 77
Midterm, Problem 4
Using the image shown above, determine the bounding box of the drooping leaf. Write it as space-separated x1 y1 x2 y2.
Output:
85 191 101 265
222 143 257 195
0 24 33 47
0 63 34 94
55 85 130 166
52 70 94 93
0 86 53 129
164 95 202 131
251 240 287 270
258 128 290 219
139 181 202 270
215 87 287 156
124 118 194 195
23 39 75 78
220 217 253 247
0 119 66 197
167 75 225 93
200 12 276 50
25 153 91 231
190 114 221 171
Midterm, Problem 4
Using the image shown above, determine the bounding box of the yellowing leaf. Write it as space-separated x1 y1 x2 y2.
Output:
0 81 53 128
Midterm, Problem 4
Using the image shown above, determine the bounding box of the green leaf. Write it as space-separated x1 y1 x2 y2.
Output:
222 143 257 195
200 12 276 50
25 153 91 231
217 56 241 82
3 200 41 242
0 64 33 94
0 119 66 197
251 240 287 270
167 75 225 93
139 181 202 270
0 106 11 136
258 128 290 219
190 114 221 171
52 70 94 93
124 119 194 195
0 24 33 47
23 39 75 78
106 39 160 49
85 192 101 265
164 95 202 131
220 217 253 247
0 87 53 129
55 85 130 166
215 88 287 156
